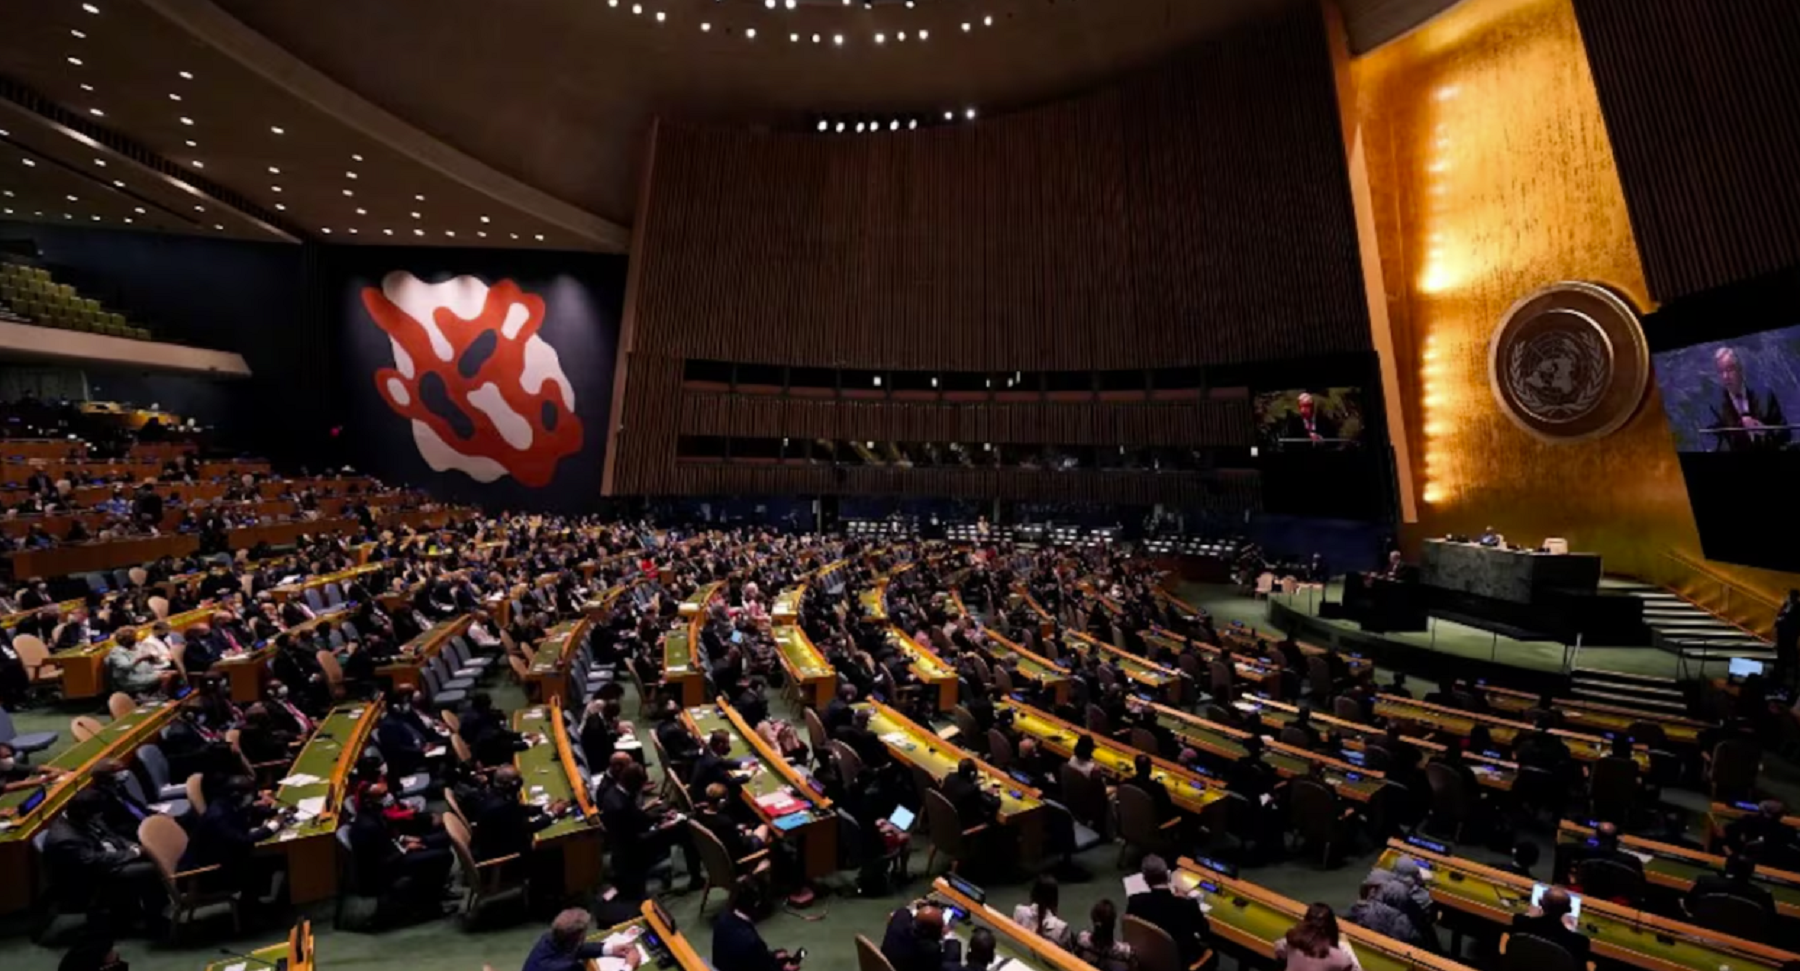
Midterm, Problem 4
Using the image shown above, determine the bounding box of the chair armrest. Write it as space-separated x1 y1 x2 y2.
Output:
174 864 222 881
1160 817 1183 830
961 824 991 837
734 849 772 866
1187 950 1215 971
475 853 522 869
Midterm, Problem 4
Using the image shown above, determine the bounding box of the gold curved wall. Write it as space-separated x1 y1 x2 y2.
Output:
1349 0 1798 632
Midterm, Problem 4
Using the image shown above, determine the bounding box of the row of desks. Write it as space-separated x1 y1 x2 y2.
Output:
1145 701 1389 803
1477 682 1708 746
260 700 384 904
1372 693 1655 767
682 699 838 879
377 615 474 692
515 699 606 894
1375 838 1799 971
1554 819 1800 920
771 559 845 710
661 582 723 708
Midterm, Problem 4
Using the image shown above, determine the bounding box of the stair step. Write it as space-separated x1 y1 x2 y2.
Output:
1571 678 1686 700
1568 686 1691 712
1629 591 1684 601
1641 605 1712 616
1664 633 1766 645
1676 646 1777 660
1647 617 1738 628
1571 666 1681 687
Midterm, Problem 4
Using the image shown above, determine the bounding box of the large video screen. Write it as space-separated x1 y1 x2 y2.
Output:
1253 387 1366 452
1647 266 1800 570
1654 326 1800 452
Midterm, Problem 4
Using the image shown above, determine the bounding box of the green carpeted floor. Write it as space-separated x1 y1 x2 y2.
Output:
0 582 1790 971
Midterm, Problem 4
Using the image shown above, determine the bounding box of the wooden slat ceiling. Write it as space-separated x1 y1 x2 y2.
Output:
0 0 1459 250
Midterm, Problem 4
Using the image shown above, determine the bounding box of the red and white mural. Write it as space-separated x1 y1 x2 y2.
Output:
362 271 583 487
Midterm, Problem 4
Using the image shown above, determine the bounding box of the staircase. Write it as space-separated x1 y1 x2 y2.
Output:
1610 578 1775 677
1566 666 1692 715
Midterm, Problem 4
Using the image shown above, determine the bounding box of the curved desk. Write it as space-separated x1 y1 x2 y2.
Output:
516 698 605 895
261 700 383 904
682 698 837 878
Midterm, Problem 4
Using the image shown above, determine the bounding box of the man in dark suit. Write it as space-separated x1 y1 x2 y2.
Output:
180 776 282 904
1508 886 1591 967
467 766 566 863
375 690 433 777
346 781 453 917
881 904 962 971
1724 800 1799 866
834 708 892 771
940 758 1000 830
521 908 622 971
1278 392 1340 449
1686 851 1776 925
1709 346 1791 452
689 730 742 795
1121 754 1175 819
86 759 155 841
1127 855 1211 967
41 788 167 933
713 878 803 971
1562 820 1644 883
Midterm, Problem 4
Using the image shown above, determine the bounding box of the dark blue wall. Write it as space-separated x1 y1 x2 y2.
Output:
0 222 325 466
324 246 625 513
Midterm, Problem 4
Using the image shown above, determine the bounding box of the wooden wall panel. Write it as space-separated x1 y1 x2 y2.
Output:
616 1 1356 500
1572 0 1800 301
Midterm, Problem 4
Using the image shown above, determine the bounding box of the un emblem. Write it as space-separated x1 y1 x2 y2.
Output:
1489 282 1648 442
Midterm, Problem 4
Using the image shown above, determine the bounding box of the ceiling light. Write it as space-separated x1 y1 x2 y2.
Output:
67 57 83 66
817 120 828 132
477 231 487 238
184 139 196 147
179 71 193 80
875 33 885 43
410 211 421 219
355 207 367 215
92 158 105 166
961 22 970 31
510 233 519 240
22 159 36 167
983 15 993 26
834 122 844 132
321 227 331 234
1 191 9 197
445 230 456 237
785 0 796 7
342 189 353 196
348 228 358 234
80 83 94 92
133 206 144 213
169 93 181 101
790 33 798 42
746 28 756 39
213 223 224 230
630 3 640 13
123 217 131 224
71 29 86 38
655 10 665 22
918 29 928 40
63 214 72 220
66 194 78 202
812 33 820 43
351 154 364 162
178 116 193 125
965 107 977 119
764 0 774 7
270 126 285 135
193 205 204 212
479 215 491 223
414 229 424 237
833 34 843 45
88 108 104 117
383 229 393 235
274 203 285 210
111 179 123 187
414 194 425 201
1 209 9 215
82 3 100 13
271 185 282 192
908 119 917 130
898 32 906 42
346 171 358 179
535 234 545 241
943 111 953 120
190 159 202 168
701 22 710 31
268 166 280 174
855 122 865 133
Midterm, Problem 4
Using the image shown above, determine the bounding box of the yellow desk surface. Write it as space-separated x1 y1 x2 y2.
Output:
862 701 1042 820
999 699 1226 816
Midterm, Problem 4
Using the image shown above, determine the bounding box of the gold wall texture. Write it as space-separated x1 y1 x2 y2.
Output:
1348 0 1798 632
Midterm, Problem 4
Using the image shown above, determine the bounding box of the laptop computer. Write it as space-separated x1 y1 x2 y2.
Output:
1531 883 1581 920
885 805 917 833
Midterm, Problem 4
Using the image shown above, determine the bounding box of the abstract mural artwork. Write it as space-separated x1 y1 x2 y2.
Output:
363 271 583 487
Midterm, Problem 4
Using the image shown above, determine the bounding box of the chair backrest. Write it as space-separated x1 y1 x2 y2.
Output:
1288 777 1340 842
185 773 207 814
923 788 968 856
855 935 898 971
1086 704 1110 735
1280 726 1315 750
1122 915 1181 971
1590 757 1639 819
804 707 828 753
1059 762 1109 830
1307 656 1332 698
1499 932 1580 971
451 732 474 765
1332 696 1364 723
1254 573 1275 595
325 582 345 606
70 715 105 742
1209 661 1233 699
1576 858 1644 905
952 707 982 750
441 709 461 733
12 633 49 668
138 743 173 787
108 692 136 720
1425 762 1471 819
1689 892 1773 939
986 729 1013 768
315 651 345 696
827 739 863 787
992 667 1015 696
1128 727 1160 757
304 587 326 612
1114 784 1161 847
442 812 482 886
136 814 188 885
1711 738 1760 793
148 595 170 620
688 818 737 885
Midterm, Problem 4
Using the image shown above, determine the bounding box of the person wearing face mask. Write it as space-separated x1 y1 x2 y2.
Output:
347 780 455 921
19 578 53 610
376 688 434 778
181 775 286 911
86 758 155 837
264 679 317 737
42 788 168 936
467 765 568 865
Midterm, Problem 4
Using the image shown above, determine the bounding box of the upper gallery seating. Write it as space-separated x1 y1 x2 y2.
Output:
0 260 153 341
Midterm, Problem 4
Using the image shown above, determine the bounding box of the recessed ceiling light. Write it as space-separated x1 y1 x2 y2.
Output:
1 191 10 197
3 209 11 215
383 229 393 235
193 205 204 212
169 93 181 101
82 3 100 13
510 233 519 240
67 57 83 66
965 107 977 120
535 234 545 241
746 28 756 39
655 10 664 21
790 32 798 42
112 179 123 187
983 15 993 26
190 160 202 168
410 211 421 219
88 108 103 117
268 166 280 174
961 22 970 31
213 223 223 230
63 213 72 220
184 139 196 147
833 34 843 45
479 215 491 224
133 206 144 213
414 229 424 236
274 203 285 210
178 116 193 125
270 126 285 134
348 228 358 234
271 186 282 192
875 33 885 43
178 70 193 80
93 158 105 166
345 171 357 179
66 194 78 202
445 230 456 237
414 194 425 201
351 154 364 162
22 159 36 167
71 28 86 38
355 208 367 215
91 215 101 221
919 29 928 40
342 189 353 196
701 22 710 31
321 227 331 234
122 216 131 223
80 83 94 92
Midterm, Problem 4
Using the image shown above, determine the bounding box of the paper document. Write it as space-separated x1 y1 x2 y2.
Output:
278 773 322 787
294 796 327 819
1123 873 1150 896
425 745 447 758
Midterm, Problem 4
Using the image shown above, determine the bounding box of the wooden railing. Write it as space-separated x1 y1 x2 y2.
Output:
1642 548 1782 640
